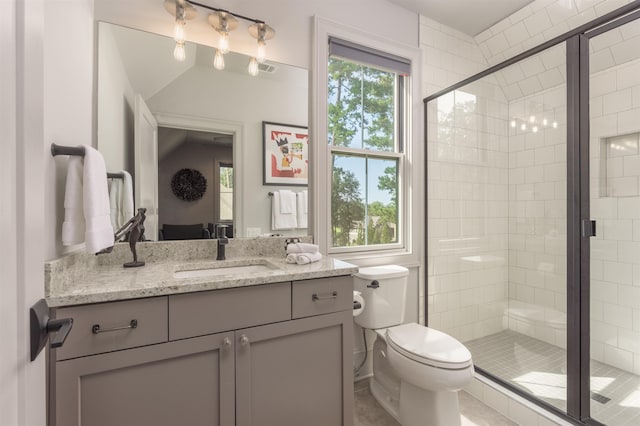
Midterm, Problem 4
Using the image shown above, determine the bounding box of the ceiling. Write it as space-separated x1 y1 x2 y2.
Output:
388 0 535 36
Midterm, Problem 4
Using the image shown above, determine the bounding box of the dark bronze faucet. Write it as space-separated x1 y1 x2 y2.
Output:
216 225 229 260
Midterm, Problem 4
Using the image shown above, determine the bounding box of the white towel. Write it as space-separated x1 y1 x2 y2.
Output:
296 190 308 229
272 191 297 230
279 189 296 214
62 145 114 254
62 155 85 246
286 252 323 265
109 170 134 232
286 242 319 254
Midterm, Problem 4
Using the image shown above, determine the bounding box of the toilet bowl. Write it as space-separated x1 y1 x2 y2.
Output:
354 266 474 426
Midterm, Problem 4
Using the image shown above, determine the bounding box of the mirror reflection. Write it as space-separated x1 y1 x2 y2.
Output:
97 21 309 240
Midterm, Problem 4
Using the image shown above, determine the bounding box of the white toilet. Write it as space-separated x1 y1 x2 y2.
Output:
354 265 474 426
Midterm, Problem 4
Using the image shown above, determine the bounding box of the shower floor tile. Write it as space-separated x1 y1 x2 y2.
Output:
466 330 640 425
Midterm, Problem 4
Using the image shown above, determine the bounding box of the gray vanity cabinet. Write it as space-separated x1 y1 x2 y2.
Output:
50 276 354 426
235 310 353 426
54 331 235 426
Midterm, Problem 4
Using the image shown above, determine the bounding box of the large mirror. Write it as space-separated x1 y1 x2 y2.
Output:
97 22 309 240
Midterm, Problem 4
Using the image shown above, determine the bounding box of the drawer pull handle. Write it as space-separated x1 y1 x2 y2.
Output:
92 319 138 334
312 291 338 301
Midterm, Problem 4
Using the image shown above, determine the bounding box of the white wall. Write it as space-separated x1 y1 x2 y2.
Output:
45 0 95 260
97 23 135 173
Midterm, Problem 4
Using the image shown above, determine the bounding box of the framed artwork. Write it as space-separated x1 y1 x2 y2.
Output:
263 121 309 186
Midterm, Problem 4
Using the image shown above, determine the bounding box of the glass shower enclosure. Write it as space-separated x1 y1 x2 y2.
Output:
425 4 640 425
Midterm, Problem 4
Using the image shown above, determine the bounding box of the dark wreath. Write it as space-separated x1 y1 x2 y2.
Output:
171 168 207 201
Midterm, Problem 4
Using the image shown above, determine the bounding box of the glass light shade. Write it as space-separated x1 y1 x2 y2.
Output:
532 126 539 133
542 118 548 126
173 42 186 62
213 49 225 70
174 20 186 43
256 41 266 63
219 32 230 54
248 57 259 76
520 123 527 131
510 120 516 128
552 121 558 128
529 115 535 123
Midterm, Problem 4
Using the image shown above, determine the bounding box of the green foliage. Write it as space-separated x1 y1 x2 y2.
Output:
331 166 364 247
328 57 400 247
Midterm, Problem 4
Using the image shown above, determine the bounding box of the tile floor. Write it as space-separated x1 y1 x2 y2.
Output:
354 379 517 426
466 330 640 426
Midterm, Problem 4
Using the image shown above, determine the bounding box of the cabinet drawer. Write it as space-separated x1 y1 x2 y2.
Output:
169 282 291 340
292 276 353 319
54 297 168 361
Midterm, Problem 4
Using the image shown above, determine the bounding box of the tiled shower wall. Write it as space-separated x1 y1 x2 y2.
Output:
426 78 510 342
506 84 568 349
590 55 640 374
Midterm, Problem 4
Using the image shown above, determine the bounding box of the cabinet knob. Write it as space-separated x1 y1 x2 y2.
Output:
222 337 232 349
240 334 250 346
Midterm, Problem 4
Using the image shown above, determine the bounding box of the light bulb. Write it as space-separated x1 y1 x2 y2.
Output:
248 57 259 76
510 120 516 128
173 42 186 62
257 40 266 63
532 126 539 133
521 123 527 131
542 118 548 126
529 115 535 123
174 21 185 43
552 121 558 128
213 49 225 70
219 32 230 54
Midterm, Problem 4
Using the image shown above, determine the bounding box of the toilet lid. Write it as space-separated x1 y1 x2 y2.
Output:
386 323 472 369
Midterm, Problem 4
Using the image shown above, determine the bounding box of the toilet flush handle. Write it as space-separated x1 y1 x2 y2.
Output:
367 280 380 289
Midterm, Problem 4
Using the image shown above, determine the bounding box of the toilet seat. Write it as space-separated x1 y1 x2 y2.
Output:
385 323 472 370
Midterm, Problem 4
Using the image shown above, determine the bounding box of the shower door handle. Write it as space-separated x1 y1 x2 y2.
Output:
582 220 596 238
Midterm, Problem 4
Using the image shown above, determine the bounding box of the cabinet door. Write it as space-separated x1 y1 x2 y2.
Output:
55 332 235 426
236 310 354 426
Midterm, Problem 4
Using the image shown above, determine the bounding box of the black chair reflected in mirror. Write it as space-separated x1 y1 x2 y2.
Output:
159 224 211 240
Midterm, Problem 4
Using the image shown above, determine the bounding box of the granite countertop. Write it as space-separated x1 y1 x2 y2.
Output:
45 238 358 307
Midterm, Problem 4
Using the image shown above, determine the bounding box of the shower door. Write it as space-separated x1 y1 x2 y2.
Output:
586 14 640 426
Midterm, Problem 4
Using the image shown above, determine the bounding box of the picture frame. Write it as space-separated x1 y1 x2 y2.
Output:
262 121 309 186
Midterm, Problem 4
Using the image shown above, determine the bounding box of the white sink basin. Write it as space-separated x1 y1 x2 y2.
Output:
174 261 279 279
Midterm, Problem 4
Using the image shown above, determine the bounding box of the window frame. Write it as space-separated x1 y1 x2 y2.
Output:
312 17 422 263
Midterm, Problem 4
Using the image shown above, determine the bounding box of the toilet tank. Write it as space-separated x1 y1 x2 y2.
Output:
353 265 409 329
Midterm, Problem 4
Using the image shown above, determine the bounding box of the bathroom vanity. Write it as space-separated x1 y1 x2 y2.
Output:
45 239 357 426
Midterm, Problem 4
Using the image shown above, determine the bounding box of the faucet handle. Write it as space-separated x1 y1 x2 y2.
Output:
216 225 229 239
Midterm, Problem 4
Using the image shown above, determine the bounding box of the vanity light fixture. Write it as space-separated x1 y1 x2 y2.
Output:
249 22 275 63
164 0 276 75
208 11 238 54
164 0 196 61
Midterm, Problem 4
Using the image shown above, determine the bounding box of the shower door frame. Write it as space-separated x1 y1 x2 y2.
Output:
423 2 640 425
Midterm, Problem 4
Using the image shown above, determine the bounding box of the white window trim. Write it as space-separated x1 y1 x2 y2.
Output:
312 16 423 265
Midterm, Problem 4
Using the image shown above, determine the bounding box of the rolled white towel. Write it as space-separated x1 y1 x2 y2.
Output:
286 242 319 254
295 252 323 265
286 253 299 264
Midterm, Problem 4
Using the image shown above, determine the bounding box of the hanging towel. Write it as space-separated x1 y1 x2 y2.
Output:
279 189 296 214
62 155 85 246
109 170 134 231
62 145 114 253
286 252 323 265
286 242 319 254
296 190 308 229
272 191 298 230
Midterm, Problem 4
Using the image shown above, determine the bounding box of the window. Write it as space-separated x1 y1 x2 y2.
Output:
327 38 409 250
218 163 233 221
